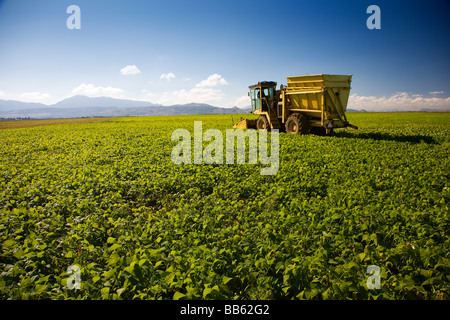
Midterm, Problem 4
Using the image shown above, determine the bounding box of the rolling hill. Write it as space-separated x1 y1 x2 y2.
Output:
0 96 250 119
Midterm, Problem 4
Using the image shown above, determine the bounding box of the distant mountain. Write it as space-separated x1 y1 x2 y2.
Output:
347 108 367 112
53 95 162 109
0 96 250 119
0 100 47 112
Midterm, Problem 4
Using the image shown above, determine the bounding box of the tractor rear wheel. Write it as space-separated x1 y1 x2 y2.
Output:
285 113 309 134
256 115 270 130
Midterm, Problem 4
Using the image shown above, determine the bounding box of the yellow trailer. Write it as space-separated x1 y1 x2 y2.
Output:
234 74 358 135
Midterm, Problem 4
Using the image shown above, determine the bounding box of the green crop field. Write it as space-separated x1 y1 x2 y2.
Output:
0 112 449 300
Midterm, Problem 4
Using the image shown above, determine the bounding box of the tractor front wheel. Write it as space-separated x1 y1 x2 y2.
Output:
256 115 270 130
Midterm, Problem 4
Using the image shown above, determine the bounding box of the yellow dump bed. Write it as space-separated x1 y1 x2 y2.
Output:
285 74 352 126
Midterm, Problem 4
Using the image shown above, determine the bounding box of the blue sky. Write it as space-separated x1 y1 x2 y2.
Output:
0 0 449 110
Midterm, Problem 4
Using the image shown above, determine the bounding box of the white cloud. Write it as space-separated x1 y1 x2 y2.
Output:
233 95 251 108
196 73 228 87
120 65 141 75
153 74 230 105
141 89 157 98
17 92 55 104
72 83 125 98
348 92 450 111
19 91 52 101
0 90 56 104
429 91 444 95
156 87 224 105
160 72 176 81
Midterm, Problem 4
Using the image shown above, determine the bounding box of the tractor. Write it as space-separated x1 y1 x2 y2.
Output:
234 74 358 135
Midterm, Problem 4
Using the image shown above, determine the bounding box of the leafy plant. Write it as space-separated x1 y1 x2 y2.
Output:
0 113 449 300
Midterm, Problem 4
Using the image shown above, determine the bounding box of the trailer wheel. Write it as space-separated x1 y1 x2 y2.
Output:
285 114 309 134
256 115 270 130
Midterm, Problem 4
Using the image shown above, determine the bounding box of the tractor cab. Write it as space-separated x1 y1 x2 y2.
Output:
248 81 277 113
